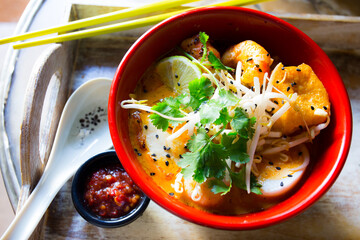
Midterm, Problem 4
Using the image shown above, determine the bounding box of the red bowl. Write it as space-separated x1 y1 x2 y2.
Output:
108 7 352 230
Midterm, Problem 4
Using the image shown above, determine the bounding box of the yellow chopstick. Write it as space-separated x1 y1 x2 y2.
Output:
13 0 269 49
0 0 200 44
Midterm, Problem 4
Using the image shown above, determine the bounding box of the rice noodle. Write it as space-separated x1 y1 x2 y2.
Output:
191 183 202 201
171 173 184 193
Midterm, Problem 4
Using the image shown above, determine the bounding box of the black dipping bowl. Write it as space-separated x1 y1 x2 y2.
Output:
71 150 150 228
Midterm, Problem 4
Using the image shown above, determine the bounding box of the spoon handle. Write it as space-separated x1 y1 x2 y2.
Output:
1 164 72 240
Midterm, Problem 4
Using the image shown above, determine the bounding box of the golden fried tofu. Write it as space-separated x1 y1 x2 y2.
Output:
221 40 273 87
270 63 330 135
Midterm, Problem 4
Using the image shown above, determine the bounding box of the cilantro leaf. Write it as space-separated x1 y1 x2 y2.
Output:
230 168 262 195
150 97 185 131
199 100 223 125
218 89 239 107
187 76 214 110
231 107 256 139
209 179 231 195
178 128 227 183
178 151 201 179
199 89 239 125
221 134 249 164
214 108 232 125
199 32 209 63
186 127 209 152
208 51 234 71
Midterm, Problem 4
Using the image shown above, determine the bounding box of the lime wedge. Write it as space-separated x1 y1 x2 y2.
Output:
155 56 202 94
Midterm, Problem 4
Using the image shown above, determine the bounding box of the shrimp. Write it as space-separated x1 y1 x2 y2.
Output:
221 40 273 87
270 63 330 135
180 33 220 63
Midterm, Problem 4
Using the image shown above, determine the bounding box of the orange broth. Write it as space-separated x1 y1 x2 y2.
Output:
126 66 302 215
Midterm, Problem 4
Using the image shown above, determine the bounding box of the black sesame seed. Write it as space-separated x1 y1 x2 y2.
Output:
166 154 171 158
205 128 210 133
155 134 159 139
177 82 180 86
150 172 155 176
246 58 253 62
137 152 142 156
137 120 140 123
280 182 284 187
256 64 260 68
311 106 315 110
134 148 138 152
276 80 279 84
296 68 301 72
175 74 178 78
153 158 157 162
271 107 275 111
288 174 293 177
323 106 328 110
298 151 303 156
259 68 262 72
299 125 303 129
184 145 188 149
179 154 183 158
163 146 167 150
230 81 233 84
151 153 156 157
267 53 270 56
165 161 169 166
276 167 281 170
281 67 285 70
169 192 174 196
269 161 274 165
142 143 146 149
144 125 148 130
274 100 278 105
167 147 171 151
143 88 148 93
286 86 290 92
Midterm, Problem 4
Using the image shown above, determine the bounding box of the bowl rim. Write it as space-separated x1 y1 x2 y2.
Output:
108 6 352 230
71 150 150 228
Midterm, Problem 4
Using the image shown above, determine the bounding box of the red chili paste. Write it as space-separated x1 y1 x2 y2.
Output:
84 164 141 218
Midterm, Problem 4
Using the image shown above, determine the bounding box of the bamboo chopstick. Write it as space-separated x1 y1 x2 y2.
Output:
12 0 269 49
0 0 200 45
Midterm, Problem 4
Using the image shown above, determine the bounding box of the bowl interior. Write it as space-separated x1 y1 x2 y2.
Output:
108 7 352 229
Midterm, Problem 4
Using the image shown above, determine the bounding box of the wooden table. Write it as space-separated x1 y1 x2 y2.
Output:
1 0 359 239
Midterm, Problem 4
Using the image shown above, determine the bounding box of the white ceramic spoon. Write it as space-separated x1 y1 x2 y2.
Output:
1 78 113 240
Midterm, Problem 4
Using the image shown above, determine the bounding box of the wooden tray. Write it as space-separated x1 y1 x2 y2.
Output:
2 0 360 239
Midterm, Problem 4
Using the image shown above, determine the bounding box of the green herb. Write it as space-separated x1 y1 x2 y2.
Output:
187 76 214 110
199 32 209 63
148 31 261 195
199 32 234 71
149 96 184 131
208 52 234 71
231 108 256 139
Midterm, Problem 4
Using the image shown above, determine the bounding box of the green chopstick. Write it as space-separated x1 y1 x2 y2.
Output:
0 0 200 44
12 0 269 49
